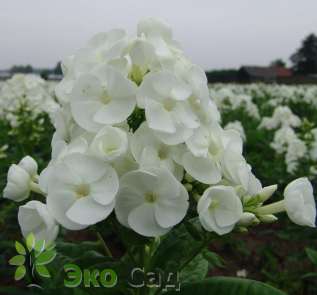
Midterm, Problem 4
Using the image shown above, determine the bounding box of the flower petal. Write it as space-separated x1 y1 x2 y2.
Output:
128 203 169 237
66 197 114 226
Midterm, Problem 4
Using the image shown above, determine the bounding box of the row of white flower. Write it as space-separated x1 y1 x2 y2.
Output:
210 84 317 174
3 19 316 245
0 74 59 127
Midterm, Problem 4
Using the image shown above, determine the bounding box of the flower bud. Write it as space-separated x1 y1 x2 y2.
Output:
238 212 256 226
258 214 278 223
3 165 31 202
184 183 193 192
258 184 278 203
184 173 194 183
18 156 38 177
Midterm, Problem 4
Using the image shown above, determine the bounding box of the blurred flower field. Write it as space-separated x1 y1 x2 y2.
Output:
209 83 317 294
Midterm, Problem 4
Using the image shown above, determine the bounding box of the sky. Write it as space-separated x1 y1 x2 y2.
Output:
1 0 317 70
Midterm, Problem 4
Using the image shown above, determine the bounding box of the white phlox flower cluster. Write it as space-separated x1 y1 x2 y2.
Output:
210 86 260 120
3 19 316 244
259 106 301 130
0 74 59 127
259 107 307 174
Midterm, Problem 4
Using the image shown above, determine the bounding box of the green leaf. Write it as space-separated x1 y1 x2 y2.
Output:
180 254 208 284
0 287 29 295
35 264 50 278
306 248 317 266
26 232 35 252
150 223 209 272
184 220 204 241
165 277 286 295
302 272 317 279
15 241 26 255
14 265 26 281
202 250 225 268
35 250 56 265
9 255 25 266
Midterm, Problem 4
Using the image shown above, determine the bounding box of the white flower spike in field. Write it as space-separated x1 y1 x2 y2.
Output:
3 18 316 252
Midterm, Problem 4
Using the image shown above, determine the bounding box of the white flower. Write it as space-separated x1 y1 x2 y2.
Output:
46 153 119 230
18 201 59 245
0 74 58 126
284 177 316 227
222 151 262 196
285 138 307 174
309 128 317 161
270 126 298 154
126 39 156 84
224 121 246 142
259 106 301 130
115 167 189 237
3 156 38 202
197 185 243 235
66 29 128 78
70 66 137 132
256 178 316 227
130 123 183 180
89 126 128 162
137 18 181 61
138 71 198 144
39 136 89 193
51 104 85 143
183 123 243 184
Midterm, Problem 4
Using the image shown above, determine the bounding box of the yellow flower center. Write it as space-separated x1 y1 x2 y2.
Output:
163 99 176 112
101 89 111 105
208 199 219 210
144 192 157 203
75 184 90 199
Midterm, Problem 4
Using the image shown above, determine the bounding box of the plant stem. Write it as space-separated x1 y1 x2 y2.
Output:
111 219 138 265
30 181 45 196
95 231 113 258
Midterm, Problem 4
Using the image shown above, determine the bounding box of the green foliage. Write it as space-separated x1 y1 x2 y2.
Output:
180 254 209 283
165 277 286 295
306 248 317 266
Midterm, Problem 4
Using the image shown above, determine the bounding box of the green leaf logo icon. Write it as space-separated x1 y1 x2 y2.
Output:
15 265 26 281
34 239 46 253
9 255 25 266
35 250 56 266
26 233 35 252
15 241 26 255
9 233 57 282
35 265 51 278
